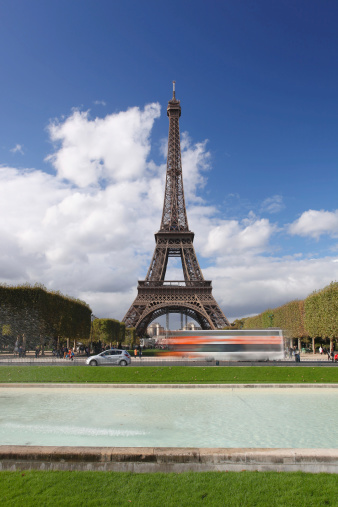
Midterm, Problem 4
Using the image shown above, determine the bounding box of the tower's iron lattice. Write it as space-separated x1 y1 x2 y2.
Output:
123 83 229 335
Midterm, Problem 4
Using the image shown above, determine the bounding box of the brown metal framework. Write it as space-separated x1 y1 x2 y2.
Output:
123 83 229 335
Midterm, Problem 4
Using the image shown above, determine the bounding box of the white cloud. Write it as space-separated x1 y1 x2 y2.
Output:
180 133 210 201
10 144 24 154
200 216 276 256
260 194 284 214
1 102 338 324
0 103 213 320
93 100 106 106
289 209 338 239
206 254 338 321
46 103 161 187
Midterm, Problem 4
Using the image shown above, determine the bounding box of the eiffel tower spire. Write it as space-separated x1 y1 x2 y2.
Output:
122 84 229 335
160 81 189 232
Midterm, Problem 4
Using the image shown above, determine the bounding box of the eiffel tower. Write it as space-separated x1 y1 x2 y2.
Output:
122 83 229 335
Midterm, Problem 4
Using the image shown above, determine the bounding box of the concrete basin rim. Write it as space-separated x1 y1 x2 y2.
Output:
0 383 338 388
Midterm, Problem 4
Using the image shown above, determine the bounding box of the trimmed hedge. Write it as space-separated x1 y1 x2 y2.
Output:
304 282 338 339
243 282 338 341
0 284 91 349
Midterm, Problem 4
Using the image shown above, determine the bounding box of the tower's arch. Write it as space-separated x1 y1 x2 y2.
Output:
134 301 214 336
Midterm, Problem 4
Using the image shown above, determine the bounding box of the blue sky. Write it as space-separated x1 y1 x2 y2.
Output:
1 0 338 323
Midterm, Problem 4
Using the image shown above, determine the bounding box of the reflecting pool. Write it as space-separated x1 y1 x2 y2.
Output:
0 387 337 448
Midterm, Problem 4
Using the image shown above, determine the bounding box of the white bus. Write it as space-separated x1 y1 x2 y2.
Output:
163 329 284 361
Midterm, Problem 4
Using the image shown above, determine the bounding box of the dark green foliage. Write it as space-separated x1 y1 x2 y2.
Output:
243 282 338 340
91 319 133 347
304 282 338 339
125 327 136 344
0 284 91 350
92 318 121 344
230 318 246 329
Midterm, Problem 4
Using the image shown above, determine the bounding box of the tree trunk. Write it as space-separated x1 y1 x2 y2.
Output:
312 337 315 354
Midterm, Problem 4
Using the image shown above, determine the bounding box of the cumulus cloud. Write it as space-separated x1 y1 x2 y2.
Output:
200 215 276 257
289 209 338 239
180 133 210 201
1 102 338 323
0 103 216 319
207 254 338 321
46 103 161 187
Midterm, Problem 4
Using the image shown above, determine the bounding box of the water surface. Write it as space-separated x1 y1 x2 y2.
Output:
0 387 336 448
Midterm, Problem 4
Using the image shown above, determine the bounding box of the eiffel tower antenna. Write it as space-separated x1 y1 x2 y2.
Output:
122 84 229 335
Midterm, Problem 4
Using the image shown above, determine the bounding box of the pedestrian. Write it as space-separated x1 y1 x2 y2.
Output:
134 347 138 359
319 346 323 355
139 347 142 359
294 346 300 362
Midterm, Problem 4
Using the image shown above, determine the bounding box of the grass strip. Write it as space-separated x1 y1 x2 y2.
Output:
0 365 337 384
1 470 337 506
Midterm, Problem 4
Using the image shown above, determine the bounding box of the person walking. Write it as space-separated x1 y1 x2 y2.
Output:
330 348 334 362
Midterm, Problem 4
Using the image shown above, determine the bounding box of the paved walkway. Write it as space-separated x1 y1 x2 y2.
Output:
0 353 336 367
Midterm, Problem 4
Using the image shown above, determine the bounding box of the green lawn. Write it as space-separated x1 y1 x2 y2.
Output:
1 470 337 506
0 365 337 384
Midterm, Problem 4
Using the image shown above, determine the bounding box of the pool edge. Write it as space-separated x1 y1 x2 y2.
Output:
0 446 337 473
1 383 338 388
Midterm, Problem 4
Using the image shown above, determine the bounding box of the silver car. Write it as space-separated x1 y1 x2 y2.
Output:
86 349 131 366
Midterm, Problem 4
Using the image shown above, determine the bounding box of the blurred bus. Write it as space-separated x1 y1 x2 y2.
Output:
163 329 284 361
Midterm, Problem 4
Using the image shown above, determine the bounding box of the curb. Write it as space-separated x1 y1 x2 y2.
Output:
1 446 337 473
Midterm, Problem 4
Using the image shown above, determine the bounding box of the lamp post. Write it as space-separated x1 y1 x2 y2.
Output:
90 314 98 353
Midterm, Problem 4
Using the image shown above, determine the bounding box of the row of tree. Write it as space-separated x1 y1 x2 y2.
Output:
0 284 92 350
236 282 338 349
92 318 137 348
0 284 138 352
